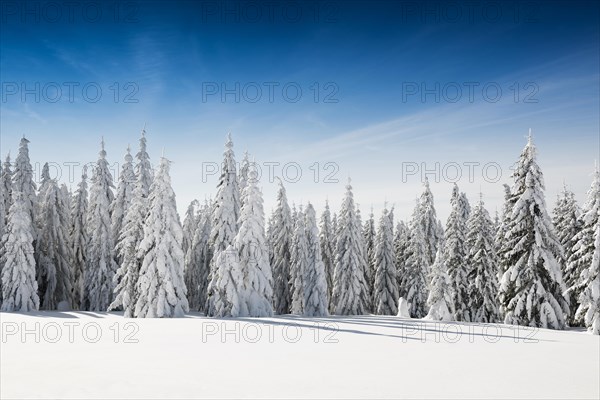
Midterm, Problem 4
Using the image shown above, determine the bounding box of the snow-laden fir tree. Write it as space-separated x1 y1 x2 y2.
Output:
290 206 308 315
394 220 410 294
84 139 117 311
319 200 335 299
35 176 73 310
210 168 273 317
331 180 369 315
206 134 241 316
399 202 430 318
363 207 376 304
110 146 135 252
444 184 471 321
425 248 454 321
417 178 444 266
184 200 212 312
567 166 600 325
2 153 12 215
12 138 37 237
270 179 293 314
303 203 329 316
70 166 88 309
182 199 199 256
109 164 149 316
574 215 600 334
466 195 500 323
0 179 5 247
498 133 569 329
373 205 399 315
134 157 189 318
553 185 583 322
1 191 39 311
135 127 154 197
37 162 52 201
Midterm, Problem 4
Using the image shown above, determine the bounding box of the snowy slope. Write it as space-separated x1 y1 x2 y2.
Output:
1 312 598 399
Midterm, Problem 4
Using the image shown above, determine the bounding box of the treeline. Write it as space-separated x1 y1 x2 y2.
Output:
0 131 598 334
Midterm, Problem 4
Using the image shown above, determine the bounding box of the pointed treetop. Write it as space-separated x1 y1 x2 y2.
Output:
82 164 88 178
124 146 133 163
99 137 106 159
5 151 10 161
141 123 147 137
226 132 233 148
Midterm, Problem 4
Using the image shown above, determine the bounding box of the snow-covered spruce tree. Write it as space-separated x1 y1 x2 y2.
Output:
12 138 37 237
37 162 52 202
84 139 117 311
331 180 369 315
425 248 454 321
35 177 73 310
1 191 40 311
303 203 329 316
184 201 213 312
231 167 273 317
496 184 512 280
206 134 241 316
290 206 308 315
444 184 471 321
399 203 430 318
109 167 148 316
363 207 376 304
182 199 199 257
0 179 5 245
207 245 244 317
319 200 335 300
110 146 135 253
135 127 154 197
574 217 600 334
134 157 189 318
417 178 444 266
466 195 500 323
394 220 410 294
2 153 12 214
567 167 600 325
355 206 372 312
270 179 293 314
374 206 399 315
70 166 88 309
553 186 583 322
498 134 569 329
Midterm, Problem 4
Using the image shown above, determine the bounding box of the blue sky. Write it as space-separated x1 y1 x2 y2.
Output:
1 0 599 221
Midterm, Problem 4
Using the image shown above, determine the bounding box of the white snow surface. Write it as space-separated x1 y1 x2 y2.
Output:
1 312 598 399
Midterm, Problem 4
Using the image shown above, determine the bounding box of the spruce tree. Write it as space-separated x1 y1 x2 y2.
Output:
70 166 88 309
331 180 369 315
84 139 117 311
574 218 600 334
184 201 212 312
290 206 308 315
363 207 376 305
394 220 410 295
417 178 443 266
425 248 454 321
496 183 512 280
134 157 189 318
35 177 73 310
1 191 39 312
444 184 471 321
12 138 37 238
206 134 241 316
270 180 293 314
110 164 148 317
466 195 500 323
239 151 250 204
399 204 430 318
303 203 329 316
553 186 583 322
355 205 372 312
319 200 335 300
135 127 154 197
567 167 600 325
498 134 569 329
374 206 399 315
111 146 135 250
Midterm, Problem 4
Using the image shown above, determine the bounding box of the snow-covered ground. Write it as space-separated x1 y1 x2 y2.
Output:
1 312 598 399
